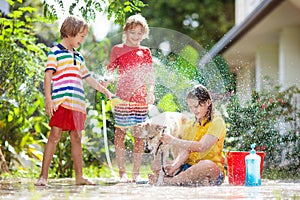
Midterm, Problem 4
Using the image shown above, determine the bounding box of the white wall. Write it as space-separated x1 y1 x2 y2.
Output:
235 0 263 24
235 62 255 105
0 0 9 14
279 27 300 90
255 44 279 91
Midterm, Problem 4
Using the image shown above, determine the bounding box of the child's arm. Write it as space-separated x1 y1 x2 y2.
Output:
164 149 189 176
44 70 56 117
163 133 218 155
84 76 114 99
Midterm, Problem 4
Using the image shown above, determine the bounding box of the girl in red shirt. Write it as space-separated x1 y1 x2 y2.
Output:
107 14 155 182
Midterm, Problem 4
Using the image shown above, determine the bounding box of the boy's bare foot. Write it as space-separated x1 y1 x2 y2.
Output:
34 177 47 186
76 177 96 185
119 173 130 183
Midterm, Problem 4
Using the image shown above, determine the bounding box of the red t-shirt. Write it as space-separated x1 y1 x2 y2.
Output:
107 44 154 103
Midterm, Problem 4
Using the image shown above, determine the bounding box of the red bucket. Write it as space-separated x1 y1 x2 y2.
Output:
226 151 265 185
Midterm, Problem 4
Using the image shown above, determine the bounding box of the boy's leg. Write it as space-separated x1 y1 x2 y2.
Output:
132 126 144 181
114 127 128 181
35 126 62 186
70 130 95 185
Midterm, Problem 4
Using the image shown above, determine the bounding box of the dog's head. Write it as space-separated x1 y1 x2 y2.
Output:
137 122 167 154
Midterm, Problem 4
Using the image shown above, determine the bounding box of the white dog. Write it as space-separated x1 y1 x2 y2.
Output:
138 111 193 185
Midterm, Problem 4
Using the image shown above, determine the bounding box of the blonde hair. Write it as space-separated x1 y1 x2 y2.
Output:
122 14 149 42
60 15 88 38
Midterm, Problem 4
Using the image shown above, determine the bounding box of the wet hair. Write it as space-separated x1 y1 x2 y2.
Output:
60 15 88 39
122 14 149 42
187 84 213 125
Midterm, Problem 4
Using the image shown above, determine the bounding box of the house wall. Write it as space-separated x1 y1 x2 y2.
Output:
256 44 279 91
279 26 300 90
233 0 300 102
230 61 255 105
0 0 9 14
239 63 255 105
235 0 263 24
255 26 300 92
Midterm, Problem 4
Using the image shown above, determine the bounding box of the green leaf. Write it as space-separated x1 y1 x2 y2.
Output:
157 93 178 112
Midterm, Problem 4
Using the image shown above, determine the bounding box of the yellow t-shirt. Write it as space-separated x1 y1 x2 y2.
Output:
182 114 226 175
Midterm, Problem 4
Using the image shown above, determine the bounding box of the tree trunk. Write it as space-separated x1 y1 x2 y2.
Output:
0 148 10 174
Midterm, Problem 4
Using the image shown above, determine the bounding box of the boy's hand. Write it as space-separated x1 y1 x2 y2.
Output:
45 100 56 117
100 80 110 88
105 91 115 100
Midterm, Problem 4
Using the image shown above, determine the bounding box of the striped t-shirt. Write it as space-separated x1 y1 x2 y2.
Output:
45 44 90 114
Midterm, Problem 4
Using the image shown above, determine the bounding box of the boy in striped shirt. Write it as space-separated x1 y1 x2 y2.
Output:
35 15 113 186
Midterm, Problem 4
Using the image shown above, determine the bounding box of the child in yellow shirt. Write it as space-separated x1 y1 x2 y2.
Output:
158 84 226 186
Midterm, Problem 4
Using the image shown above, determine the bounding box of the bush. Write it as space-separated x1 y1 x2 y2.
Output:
224 86 300 178
0 3 49 170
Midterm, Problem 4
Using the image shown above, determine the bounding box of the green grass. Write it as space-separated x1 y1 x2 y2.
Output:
0 163 153 180
2 160 298 181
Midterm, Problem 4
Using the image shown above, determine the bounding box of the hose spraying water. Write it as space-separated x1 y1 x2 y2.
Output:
101 94 118 179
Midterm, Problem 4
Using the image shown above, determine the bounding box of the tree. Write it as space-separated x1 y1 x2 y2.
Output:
41 0 147 25
0 148 9 174
140 0 236 105
141 0 234 49
0 1 49 171
0 0 149 175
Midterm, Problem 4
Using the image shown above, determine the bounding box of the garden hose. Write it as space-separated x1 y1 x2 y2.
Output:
101 93 118 179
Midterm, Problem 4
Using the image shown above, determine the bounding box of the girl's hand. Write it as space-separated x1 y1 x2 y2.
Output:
45 100 56 117
164 163 179 177
160 132 174 145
